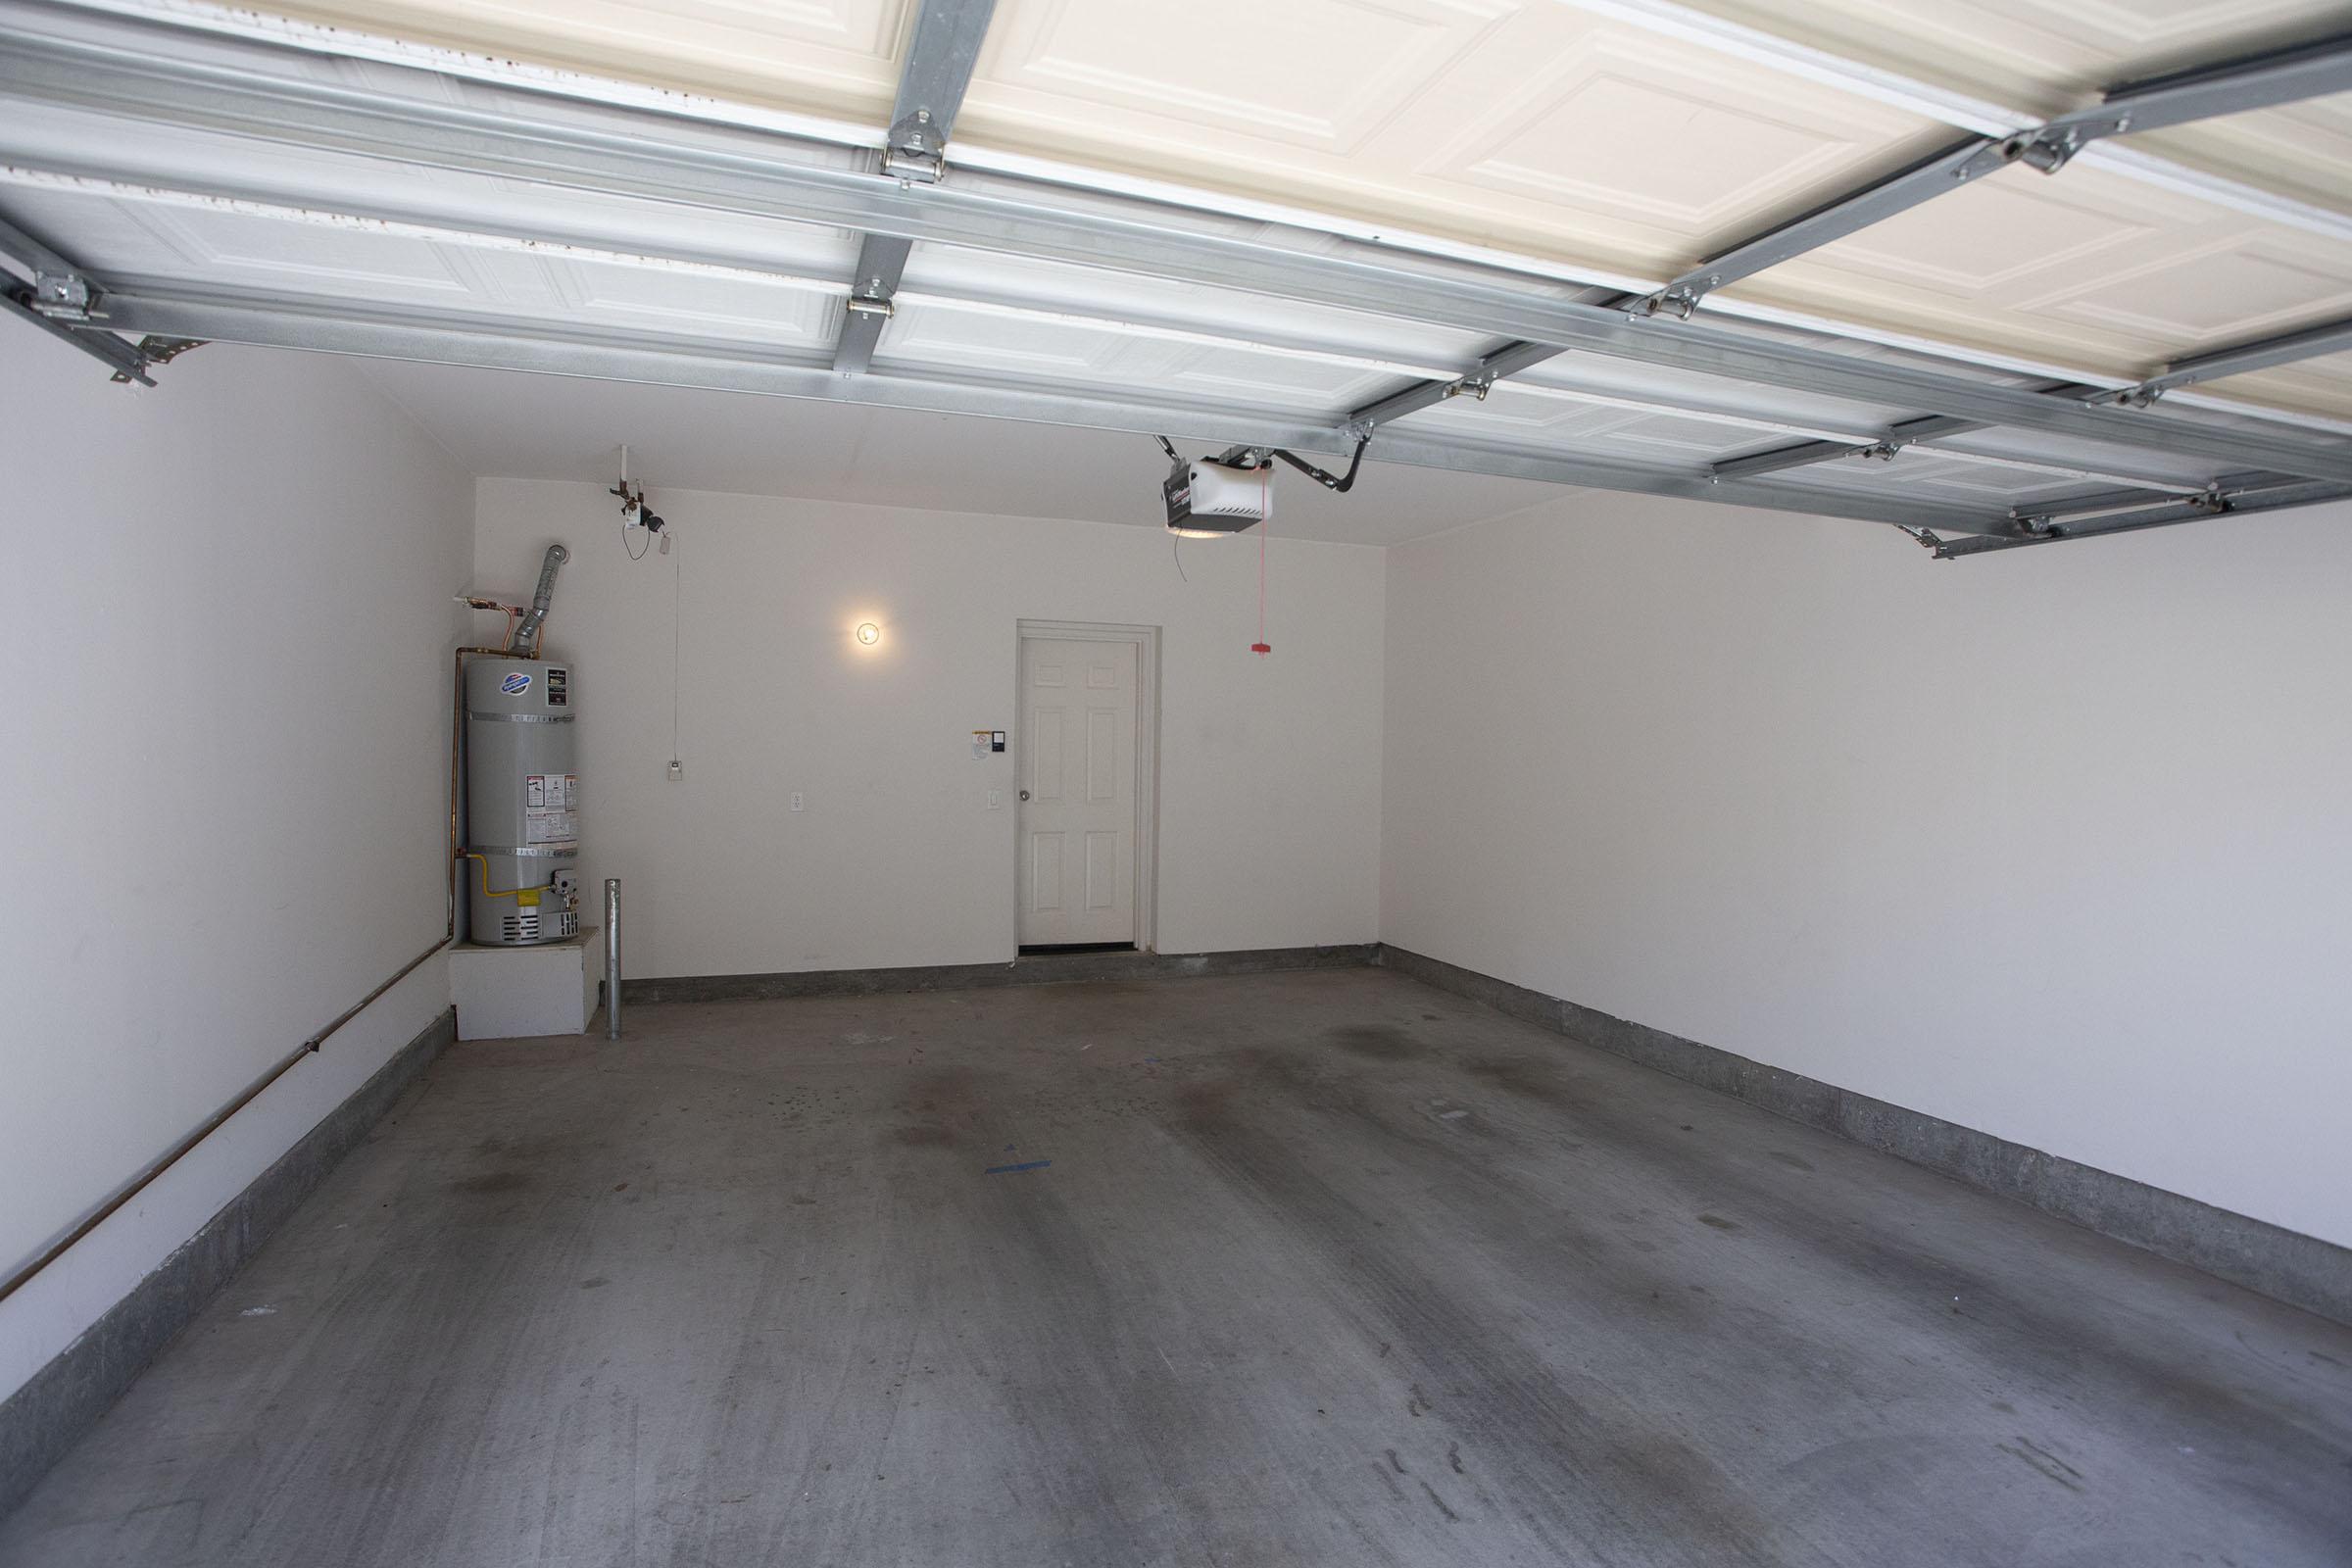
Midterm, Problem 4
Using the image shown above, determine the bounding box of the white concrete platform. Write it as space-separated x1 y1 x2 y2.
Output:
447 929 598 1040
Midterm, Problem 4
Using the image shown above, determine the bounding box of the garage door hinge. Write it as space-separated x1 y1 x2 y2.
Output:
883 109 948 183
1635 279 1712 320
2001 115 2126 177
29 269 101 322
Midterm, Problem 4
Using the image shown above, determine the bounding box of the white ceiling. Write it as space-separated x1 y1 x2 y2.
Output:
353 355 1568 543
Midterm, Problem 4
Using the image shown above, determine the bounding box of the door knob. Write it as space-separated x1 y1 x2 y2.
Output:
1018 789 1030 801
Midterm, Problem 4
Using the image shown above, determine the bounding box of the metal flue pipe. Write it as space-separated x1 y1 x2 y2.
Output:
511 542 569 659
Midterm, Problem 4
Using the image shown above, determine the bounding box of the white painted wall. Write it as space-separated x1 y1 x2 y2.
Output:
0 337 470 1398
472 480 1385 978
1382 491 2352 1250
13 329 2334 1422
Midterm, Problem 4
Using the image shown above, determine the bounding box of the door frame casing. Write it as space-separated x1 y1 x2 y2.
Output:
1014 619 1160 955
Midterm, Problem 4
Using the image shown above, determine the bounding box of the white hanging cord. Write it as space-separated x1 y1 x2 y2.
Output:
670 527 682 763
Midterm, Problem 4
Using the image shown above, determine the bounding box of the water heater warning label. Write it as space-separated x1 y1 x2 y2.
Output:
524 773 577 846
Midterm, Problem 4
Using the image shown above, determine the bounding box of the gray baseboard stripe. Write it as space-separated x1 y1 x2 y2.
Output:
622 943 1381 1005
0 1006 457 1519
1377 946 2350 1328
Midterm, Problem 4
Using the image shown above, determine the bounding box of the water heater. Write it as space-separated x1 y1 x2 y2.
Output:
465 656 579 944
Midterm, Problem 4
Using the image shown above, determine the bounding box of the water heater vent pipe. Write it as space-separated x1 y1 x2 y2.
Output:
511 542 569 659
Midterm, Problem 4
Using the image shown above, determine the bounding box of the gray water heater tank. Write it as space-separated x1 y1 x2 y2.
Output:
465 656 579 945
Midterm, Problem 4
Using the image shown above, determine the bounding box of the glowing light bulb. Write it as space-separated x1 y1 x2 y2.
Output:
855 621 882 646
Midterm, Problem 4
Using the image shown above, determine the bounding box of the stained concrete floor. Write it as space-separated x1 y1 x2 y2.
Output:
4 969 2349 1567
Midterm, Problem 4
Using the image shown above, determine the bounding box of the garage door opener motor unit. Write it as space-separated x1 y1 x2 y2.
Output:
464 545 579 945
1156 434 1369 536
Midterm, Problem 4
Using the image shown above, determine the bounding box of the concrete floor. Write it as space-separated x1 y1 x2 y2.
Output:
3 969 2348 1567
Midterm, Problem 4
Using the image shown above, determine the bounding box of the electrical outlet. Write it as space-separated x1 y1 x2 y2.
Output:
667 760 683 782
790 791 805 811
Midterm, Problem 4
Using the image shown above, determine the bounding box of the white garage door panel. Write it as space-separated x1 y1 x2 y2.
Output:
261 0 915 123
7 0 2352 514
1653 0 2352 195
177 0 2352 422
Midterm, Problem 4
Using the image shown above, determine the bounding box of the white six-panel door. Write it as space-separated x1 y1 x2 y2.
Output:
1016 635 1138 947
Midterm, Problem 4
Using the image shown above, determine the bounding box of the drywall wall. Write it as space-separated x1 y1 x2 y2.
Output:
472 480 1385 978
0 336 470 1398
1382 491 2352 1250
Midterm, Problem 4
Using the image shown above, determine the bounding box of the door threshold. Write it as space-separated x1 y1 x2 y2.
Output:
1017 942 1140 956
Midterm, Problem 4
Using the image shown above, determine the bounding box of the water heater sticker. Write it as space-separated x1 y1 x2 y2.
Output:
501 672 532 695
523 772 578 845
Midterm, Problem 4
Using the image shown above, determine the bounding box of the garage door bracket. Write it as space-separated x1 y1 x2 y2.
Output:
0 232 159 385
834 0 999 372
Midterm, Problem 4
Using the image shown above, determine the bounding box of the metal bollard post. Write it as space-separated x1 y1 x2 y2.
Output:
604 878 622 1041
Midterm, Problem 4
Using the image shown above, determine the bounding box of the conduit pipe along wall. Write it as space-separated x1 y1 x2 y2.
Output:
0 331 471 1401
0 935 449 1312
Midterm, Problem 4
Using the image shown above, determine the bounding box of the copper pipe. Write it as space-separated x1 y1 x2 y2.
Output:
450 646 512 943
